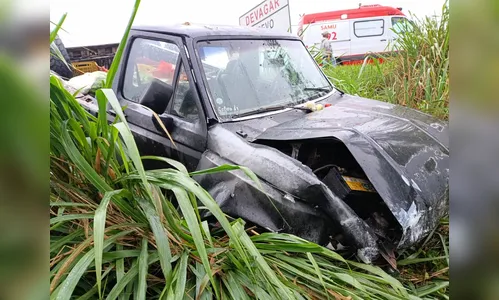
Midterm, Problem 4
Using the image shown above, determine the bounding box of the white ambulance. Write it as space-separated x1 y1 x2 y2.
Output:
297 4 414 65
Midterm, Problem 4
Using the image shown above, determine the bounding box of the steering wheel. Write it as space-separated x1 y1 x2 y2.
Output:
215 68 225 86
268 79 281 99
265 68 286 101
215 68 233 108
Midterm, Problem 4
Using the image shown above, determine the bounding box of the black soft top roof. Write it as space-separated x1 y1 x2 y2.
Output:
132 23 300 40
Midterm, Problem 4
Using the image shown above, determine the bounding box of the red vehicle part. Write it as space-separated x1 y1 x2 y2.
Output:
298 5 404 29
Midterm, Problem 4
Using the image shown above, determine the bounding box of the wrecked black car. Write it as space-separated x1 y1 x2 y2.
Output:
77 23 449 264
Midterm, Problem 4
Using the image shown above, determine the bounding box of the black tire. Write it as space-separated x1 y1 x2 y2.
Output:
50 36 73 79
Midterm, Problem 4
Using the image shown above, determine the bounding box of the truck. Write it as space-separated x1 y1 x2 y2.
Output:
66 42 118 75
297 4 414 65
74 23 449 264
50 37 117 78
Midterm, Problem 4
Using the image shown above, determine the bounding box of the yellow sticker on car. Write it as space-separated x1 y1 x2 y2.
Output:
342 176 377 193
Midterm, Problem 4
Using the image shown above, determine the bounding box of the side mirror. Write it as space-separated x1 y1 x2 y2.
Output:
139 78 174 114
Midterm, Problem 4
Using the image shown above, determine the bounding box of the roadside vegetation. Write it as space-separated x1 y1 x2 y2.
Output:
322 1 449 120
49 0 449 299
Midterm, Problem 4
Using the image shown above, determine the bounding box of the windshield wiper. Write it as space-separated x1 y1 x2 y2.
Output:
229 86 336 119
230 88 336 119
231 103 311 119
305 85 345 96
303 86 333 93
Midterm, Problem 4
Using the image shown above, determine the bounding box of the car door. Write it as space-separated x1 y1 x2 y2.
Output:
113 32 208 172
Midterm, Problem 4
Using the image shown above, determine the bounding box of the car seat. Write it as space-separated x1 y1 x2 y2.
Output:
178 88 199 120
219 59 256 111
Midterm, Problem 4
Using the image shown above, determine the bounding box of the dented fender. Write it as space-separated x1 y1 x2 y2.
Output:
194 125 382 263
254 96 450 249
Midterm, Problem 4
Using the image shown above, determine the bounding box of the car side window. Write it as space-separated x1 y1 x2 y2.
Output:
170 62 199 122
353 19 385 38
123 38 180 102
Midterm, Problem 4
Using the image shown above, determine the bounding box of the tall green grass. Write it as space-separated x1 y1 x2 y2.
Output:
49 1 448 298
324 1 449 120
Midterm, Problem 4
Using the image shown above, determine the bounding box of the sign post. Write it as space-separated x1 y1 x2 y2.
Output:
239 0 292 33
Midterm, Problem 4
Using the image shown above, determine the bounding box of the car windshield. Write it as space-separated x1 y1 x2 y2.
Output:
196 39 333 120
392 17 416 34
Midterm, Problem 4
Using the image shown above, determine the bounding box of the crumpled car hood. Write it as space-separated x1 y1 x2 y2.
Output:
220 93 449 248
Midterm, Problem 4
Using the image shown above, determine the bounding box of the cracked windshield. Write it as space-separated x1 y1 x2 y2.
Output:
197 39 333 119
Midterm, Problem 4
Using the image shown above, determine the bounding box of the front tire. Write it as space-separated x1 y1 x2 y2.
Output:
50 36 73 79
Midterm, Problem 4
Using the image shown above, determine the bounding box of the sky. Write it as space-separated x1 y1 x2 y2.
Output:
50 0 446 47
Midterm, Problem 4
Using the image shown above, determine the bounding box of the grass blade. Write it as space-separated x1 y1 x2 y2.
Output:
50 13 67 43
136 238 149 300
233 222 293 299
397 256 447 266
174 251 189 299
50 213 93 225
79 264 116 300
141 156 187 175
101 89 153 202
348 260 407 297
106 0 141 88
307 252 328 298
137 198 172 280
201 221 213 248
60 121 111 193
416 281 449 297
223 272 250 300
105 254 159 300
141 106 176 148
438 232 449 266
171 186 217 297
54 230 132 300
50 228 84 254
94 189 129 298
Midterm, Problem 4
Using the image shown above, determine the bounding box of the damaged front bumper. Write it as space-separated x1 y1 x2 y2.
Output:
194 150 335 245
194 127 389 263
195 149 383 263
194 118 449 264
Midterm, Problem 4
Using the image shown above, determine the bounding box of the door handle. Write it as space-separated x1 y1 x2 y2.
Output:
380 39 387 42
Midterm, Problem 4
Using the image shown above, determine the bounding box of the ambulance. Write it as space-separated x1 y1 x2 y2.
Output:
297 4 414 65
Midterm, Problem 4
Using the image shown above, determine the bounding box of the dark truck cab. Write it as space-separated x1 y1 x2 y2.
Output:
77 23 449 264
